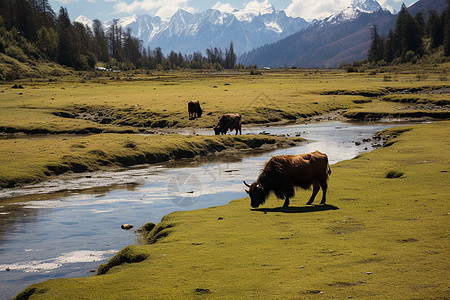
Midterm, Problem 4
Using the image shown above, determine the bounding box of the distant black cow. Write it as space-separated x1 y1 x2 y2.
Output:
214 114 241 135
244 151 331 208
188 100 203 119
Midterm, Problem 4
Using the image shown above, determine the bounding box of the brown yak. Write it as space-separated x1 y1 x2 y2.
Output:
214 114 241 135
188 100 203 119
244 150 331 208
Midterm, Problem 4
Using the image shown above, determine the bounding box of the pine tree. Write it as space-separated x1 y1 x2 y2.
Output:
368 25 384 62
225 41 236 69
2 0 15 29
395 4 423 59
56 7 76 67
0 0 7 28
122 27 142 68
36 0 55 27
36 26 57 59
92 19 109 62
444 0 450 56
383 29 395 63
427 11 444 49
153 47 162 65
414 12 425 35
16 0 37 41
107 19 124 61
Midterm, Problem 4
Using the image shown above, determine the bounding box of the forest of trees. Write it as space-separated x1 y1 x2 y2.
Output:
0 0 238 73
368 1 450 64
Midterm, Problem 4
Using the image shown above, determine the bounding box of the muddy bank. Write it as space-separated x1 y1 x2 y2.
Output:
343 110 450 121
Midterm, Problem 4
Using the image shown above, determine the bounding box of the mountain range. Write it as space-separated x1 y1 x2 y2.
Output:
239 0 447 68
76 3 309 55
76 0 446 67
317 0 383 26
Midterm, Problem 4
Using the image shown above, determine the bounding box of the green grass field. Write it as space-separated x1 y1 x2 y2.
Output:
1 68 448 188
15 121 449 299
1 68 449 298
1 69 449 133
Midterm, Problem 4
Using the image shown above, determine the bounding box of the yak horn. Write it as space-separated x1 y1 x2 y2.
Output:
243 181 251 187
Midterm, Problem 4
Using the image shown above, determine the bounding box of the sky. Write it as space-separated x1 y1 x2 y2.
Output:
48 0 419 22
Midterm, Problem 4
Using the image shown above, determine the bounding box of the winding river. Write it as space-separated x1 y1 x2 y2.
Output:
0 121 410 299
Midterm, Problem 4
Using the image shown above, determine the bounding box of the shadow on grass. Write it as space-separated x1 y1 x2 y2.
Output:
251 204 339 214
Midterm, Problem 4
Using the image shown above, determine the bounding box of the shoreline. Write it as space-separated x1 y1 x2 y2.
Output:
0 134 304 190
0 115 433 194
0 109 447 137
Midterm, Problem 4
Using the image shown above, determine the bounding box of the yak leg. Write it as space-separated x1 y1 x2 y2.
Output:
306 183 320 205
319 181 328 204
283 197 290 208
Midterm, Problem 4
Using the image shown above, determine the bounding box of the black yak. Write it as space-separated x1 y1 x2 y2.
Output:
188 100 203 119
214 114 241 135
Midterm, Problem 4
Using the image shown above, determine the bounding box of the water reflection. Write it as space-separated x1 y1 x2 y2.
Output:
0 121 409 298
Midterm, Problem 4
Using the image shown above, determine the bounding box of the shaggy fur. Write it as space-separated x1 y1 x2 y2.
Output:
245 151 331 208
214 114 241 135
188 100 203 119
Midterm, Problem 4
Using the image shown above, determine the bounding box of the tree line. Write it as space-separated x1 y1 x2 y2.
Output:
368 1 450 64
0 0 238 72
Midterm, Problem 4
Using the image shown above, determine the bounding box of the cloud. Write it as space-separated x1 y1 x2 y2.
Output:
113 0 194 20
212 1 235 13
286 0 350 21
242 0 274 14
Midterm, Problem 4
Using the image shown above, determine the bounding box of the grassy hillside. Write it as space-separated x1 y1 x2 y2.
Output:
15 121 450 299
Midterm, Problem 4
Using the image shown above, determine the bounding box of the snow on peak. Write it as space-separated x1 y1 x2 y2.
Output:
265 21 282 34
322 0 382 25
350 0 382 14
75 15 93 28
234 0 276 22
119 14 138 27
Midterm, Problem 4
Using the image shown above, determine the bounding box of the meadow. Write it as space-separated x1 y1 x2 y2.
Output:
1 68 449 188
15 120 449 299
1 68 449 133
0 67 449 298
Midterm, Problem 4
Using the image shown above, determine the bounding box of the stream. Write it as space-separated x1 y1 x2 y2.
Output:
0 121 411 299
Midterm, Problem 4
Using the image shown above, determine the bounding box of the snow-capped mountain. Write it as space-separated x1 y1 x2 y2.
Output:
239 0 392 68
319 0 383 25
75 15 94 29
76 5 309 55
233 0 276 22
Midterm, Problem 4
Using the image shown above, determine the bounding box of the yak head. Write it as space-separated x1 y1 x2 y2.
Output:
244 181 265 208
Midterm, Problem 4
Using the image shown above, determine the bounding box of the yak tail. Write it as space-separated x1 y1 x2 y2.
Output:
327 163 331 176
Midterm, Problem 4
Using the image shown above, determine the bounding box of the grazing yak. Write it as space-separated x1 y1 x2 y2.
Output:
244 150 331 208
188 100 203 119
214 114 242 135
